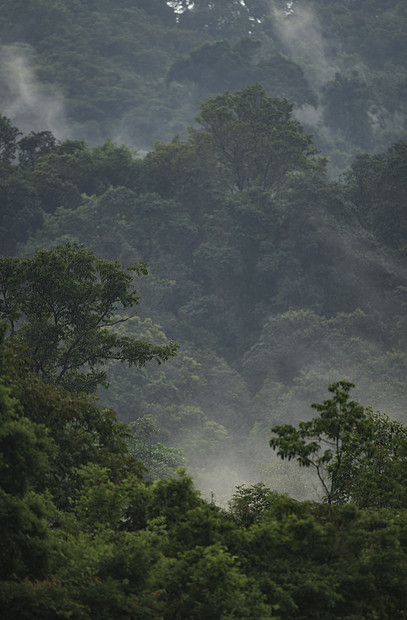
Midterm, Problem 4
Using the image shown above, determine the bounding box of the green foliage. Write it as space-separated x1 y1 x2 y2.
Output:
228 482 278 526
0 0 406 165
334 410 407 509
156 542 271 619
244 497 407 618
146 468 203 526
127 415 185 481
242 306 407 429
9 96 407 493
0 170 43 255
346 140 407 250
1 340 144 511
196 83 321 191
270 381 407 508
2 2 407 613
0 342 56 580
167 38 317 106
0 243 177 393
270 381 370 503
0 114 21 167
73 463 141 533
3 332 407 617
18 131 58 168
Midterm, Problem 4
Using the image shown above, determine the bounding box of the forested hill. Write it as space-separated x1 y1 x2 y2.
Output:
1 0 407 500
0 0 406 173
2 85 407 500
3 2 407 616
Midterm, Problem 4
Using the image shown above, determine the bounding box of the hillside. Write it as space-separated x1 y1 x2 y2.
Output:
1 106 406 502
3 3 407 616
0 1 406 173
1 1 407 499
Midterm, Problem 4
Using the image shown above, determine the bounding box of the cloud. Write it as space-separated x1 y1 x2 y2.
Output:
0 45 68 138
270 2 334 86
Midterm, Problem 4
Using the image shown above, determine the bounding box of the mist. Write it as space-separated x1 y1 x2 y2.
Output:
0 45 70 139
270 1 335 85
191 438 320 508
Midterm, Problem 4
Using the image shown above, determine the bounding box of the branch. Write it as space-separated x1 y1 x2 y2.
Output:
96 313 136 328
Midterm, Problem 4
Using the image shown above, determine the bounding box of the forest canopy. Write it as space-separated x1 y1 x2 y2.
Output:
2 1 407 617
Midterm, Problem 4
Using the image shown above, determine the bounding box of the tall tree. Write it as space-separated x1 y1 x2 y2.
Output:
195 83 321 191
0 243 177 393
270 380 407 507
270 381 373 504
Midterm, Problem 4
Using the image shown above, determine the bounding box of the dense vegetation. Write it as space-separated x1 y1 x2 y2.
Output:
2 334 407 618
0 0 406 170
2 0 407 616
2 84 407 495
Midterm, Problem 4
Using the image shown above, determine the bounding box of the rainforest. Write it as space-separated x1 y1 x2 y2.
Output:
1 1 407 617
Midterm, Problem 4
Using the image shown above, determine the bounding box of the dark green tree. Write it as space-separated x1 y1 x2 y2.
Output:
0 173 43 255
196 83 321 191
0 114 21 168
18 131 58 168
347 140 407 249
0 327 55 581
0 243 177 393
228 482 277 526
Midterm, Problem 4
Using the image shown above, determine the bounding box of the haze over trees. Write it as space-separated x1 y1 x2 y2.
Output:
2 0 407 617
0 0 406 171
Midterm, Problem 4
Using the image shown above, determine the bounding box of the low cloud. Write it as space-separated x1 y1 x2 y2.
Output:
0 45 68 139
270 2 335 86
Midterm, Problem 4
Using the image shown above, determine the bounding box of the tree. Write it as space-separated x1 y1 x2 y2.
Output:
347 140 407 249
0 326 56 580
0 114 21 168
195 83 321 191
228 482 276 526
270 380 407 507
0 173 43 255
1 347 145 510
269 381 374 504
18 131 58 168
334 410 407 509
156 543 272 619
127 415 184 481
0 243 178 393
